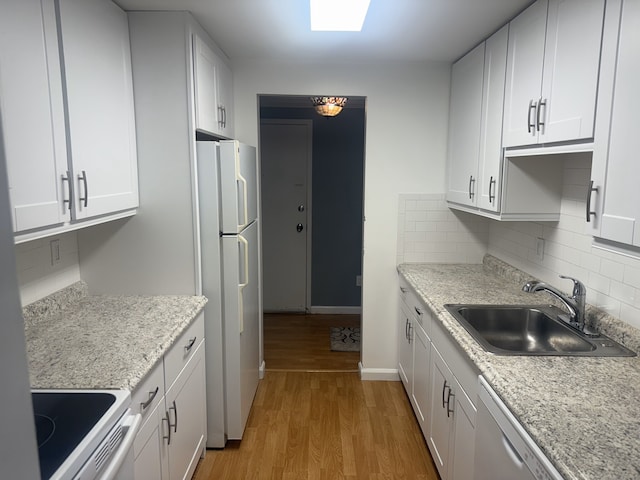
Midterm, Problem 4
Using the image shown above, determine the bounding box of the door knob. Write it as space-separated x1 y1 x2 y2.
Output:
296 223 304 232
298 205 305 212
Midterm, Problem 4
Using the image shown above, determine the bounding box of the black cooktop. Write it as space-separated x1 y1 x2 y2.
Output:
32 392 116 479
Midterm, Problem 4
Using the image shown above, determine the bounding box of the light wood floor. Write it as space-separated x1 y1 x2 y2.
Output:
192 314 440 480
263 313 361 372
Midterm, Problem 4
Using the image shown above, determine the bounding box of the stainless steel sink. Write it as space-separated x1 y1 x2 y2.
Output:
444 304 636 356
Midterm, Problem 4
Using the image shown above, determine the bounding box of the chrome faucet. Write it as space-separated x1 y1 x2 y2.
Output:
522 275 589 334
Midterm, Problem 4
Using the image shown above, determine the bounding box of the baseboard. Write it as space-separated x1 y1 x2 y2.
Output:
259 360 265 379
359 363 400 381
308 306 362 314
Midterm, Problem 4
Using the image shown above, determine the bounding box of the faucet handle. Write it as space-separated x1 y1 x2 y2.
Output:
559 275 586 297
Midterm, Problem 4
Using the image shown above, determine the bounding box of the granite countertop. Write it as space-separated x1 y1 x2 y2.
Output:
398 256 640 480
24 282 207 391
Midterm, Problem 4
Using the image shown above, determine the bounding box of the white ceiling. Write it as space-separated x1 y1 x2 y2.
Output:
116 0 534 63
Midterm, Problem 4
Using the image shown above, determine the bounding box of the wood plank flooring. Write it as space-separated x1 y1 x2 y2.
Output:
192 314 440 480
263 313 361 372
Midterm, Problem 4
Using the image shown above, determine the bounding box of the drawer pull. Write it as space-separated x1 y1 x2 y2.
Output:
140 386 159 410
169 400 178 433
185 336 197 352
414 306 422 316
163 411 171 445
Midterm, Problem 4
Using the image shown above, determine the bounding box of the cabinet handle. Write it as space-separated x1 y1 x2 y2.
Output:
407 323 413 344
163 411 171 445
169 400 178 433
405 318 409 341
442 380 449 408
488 176 496 204
78 170 88 208
446 389 455 418
140 386 159 410
527 100 536 133
223 106 227 128
468 176 475 200
536 98 546 132
185 336 197 352
61 171 72 213
586 180 598 223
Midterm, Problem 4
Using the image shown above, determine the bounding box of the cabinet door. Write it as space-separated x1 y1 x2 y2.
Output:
0 0 69 232
596 0 640 246
476 25 508 212
398 301 413 392
446 42 484 207
193 34 221 136
450 380 476 480
134 396 169 480
217 59 234 138
57 0 139 220
412 321 431 438
166 342 206 480
428 346 454 479
502 0 548 147
539 0 605 143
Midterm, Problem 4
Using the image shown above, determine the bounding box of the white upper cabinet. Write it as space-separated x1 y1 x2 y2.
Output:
57 0 139 220
477 25 509 212
3 0 139 242
502 0 606 148
588 0 640 247
446 43 484 207
0 0 69 233
193 33 234 138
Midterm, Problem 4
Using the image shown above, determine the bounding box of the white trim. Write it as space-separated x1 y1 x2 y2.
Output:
359 364 400 381
259 360 265 379
308 306 362 314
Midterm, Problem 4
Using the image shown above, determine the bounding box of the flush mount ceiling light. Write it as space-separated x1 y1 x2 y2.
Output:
311 96 348 117
310 0 371 31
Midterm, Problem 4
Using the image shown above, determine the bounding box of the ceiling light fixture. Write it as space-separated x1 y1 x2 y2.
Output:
310 0 371 31
311 96 348 117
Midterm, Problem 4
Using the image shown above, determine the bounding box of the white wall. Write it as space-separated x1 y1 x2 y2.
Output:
15 232 81 306
488 153 640 330
232 59 451 376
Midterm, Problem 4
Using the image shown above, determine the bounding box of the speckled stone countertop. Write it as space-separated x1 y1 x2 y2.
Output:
398 256 640 480
24 282 207 391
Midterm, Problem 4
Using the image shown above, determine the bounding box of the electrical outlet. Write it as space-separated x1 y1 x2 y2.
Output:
50 239 61 266
356 275 362 287
535 237 544 261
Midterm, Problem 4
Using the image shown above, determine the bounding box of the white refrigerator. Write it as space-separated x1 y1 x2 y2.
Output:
196 140 261 447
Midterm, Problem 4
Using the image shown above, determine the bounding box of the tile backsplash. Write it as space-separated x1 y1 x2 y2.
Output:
15 232 81 306
398 153 640 331
396 193 489 265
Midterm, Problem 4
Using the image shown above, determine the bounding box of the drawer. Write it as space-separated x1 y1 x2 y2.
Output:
131 360 164 422
400 277 431 335
164 312 205 390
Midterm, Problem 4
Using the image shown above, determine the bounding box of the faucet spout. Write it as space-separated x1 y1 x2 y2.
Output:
522 275 587 333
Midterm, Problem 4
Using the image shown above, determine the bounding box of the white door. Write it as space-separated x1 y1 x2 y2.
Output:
446 42 484 207
260 120 312 312
57 0 138 220
502 0 548 147
597 0 640 246
1 0 69 232
539 0 605 143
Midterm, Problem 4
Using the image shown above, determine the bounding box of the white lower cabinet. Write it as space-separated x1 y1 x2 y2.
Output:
397 279 477 480
132 313 206 480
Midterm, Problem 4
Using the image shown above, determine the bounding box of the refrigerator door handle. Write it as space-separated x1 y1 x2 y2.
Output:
237 234 249 334
236 154 249 230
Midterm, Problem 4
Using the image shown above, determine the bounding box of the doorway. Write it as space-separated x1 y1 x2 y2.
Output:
258 95 366 314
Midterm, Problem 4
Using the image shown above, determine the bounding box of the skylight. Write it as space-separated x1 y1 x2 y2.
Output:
310 0 371 31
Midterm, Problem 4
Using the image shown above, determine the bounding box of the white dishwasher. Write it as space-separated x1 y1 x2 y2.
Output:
474 377 563 480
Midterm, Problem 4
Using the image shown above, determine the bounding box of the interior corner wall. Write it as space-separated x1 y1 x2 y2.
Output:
232 59 451 375
259 106 365 308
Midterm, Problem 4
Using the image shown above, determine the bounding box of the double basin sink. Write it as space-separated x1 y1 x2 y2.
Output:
444 304 635 357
